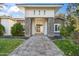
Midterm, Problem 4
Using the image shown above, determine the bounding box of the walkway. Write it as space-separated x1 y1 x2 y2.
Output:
9 35 64 56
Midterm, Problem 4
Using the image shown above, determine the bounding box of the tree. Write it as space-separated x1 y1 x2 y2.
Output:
60 3 77 38
0 24 5 36
11 23 24 36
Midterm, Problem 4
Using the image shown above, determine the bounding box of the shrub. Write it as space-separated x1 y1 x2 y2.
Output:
0 24 5 36
11 23 24 36
60 25 70 38
54 40 79 56
60 16 76 38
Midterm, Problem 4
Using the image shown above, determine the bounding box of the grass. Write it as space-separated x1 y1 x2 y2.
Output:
53 39 79 56
0 38 24 56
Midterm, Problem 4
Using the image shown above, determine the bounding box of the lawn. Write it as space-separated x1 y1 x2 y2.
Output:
0 38 24 56
53 39 79 56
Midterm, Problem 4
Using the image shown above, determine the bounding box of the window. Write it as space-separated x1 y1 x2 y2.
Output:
36 24 42 32
34 10 35 15
44 10 46 15
39 10 40 15
54 24 60 32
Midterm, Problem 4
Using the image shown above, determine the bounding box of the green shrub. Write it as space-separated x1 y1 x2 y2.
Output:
0 24 5 36
60 25 70 38
60 15 76 38
11 23 24 36
54 40 79 56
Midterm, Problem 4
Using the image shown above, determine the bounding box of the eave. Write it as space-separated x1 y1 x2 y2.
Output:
16 3 64 8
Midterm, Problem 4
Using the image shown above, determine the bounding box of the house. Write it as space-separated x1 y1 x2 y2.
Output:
0 15 16 35
0 3 64 37
16 3 63 37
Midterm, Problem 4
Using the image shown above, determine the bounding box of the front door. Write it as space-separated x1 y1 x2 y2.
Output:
32 18 47 35
35 24 43 34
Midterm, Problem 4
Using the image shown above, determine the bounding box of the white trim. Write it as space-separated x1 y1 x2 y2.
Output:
54 23 60 33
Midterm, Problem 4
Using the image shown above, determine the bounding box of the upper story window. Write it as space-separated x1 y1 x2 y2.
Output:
34 10 35 15
54 24 60 32
39 10 40 15
44 10 46 15
33 10 46 15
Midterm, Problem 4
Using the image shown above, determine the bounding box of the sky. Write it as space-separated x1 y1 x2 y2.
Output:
56 3 68 14
0 3 68 18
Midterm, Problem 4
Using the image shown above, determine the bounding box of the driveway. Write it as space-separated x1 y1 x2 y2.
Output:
9 35 64 56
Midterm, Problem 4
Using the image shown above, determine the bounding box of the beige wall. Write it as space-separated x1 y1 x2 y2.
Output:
25 7 55 17
18 7 56 18
16 20 25 25
1 19 16 35
1 18 25 36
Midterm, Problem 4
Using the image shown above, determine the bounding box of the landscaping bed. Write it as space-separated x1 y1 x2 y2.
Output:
53 39 79 56
0 38 24 56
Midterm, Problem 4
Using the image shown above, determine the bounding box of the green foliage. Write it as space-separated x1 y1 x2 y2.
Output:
11 23 24 36
60 16 76 38
0 39 23 55
61 3 77 38
0 24 5 36
60 25 70 38
54 40 79 56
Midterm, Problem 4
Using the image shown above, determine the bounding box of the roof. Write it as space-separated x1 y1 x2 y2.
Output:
0 15 12 19
16 3 64 7
13 18 25 20
55 14 65 20
16 3 64 5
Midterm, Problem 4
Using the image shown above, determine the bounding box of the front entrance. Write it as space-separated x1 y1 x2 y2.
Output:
32 18 47 35
35 24 43 34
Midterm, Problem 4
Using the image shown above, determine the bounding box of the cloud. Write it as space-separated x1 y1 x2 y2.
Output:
7 6 20 14
0 3 23 17
3 5 7 10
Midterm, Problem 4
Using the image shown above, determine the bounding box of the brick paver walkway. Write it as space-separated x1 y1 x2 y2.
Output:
9 35 64 56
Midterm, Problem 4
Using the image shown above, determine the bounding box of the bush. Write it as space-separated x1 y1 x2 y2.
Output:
0 24 5 36
54 40 79 56
60 25 70 38
11 23 24 36
60 15 76 38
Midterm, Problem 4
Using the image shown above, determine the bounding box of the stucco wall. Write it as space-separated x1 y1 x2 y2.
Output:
25 7 55 17
1 19 16 35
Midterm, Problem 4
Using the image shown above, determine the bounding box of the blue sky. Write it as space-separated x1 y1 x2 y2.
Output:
0 3 68 18
57 3 68 14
